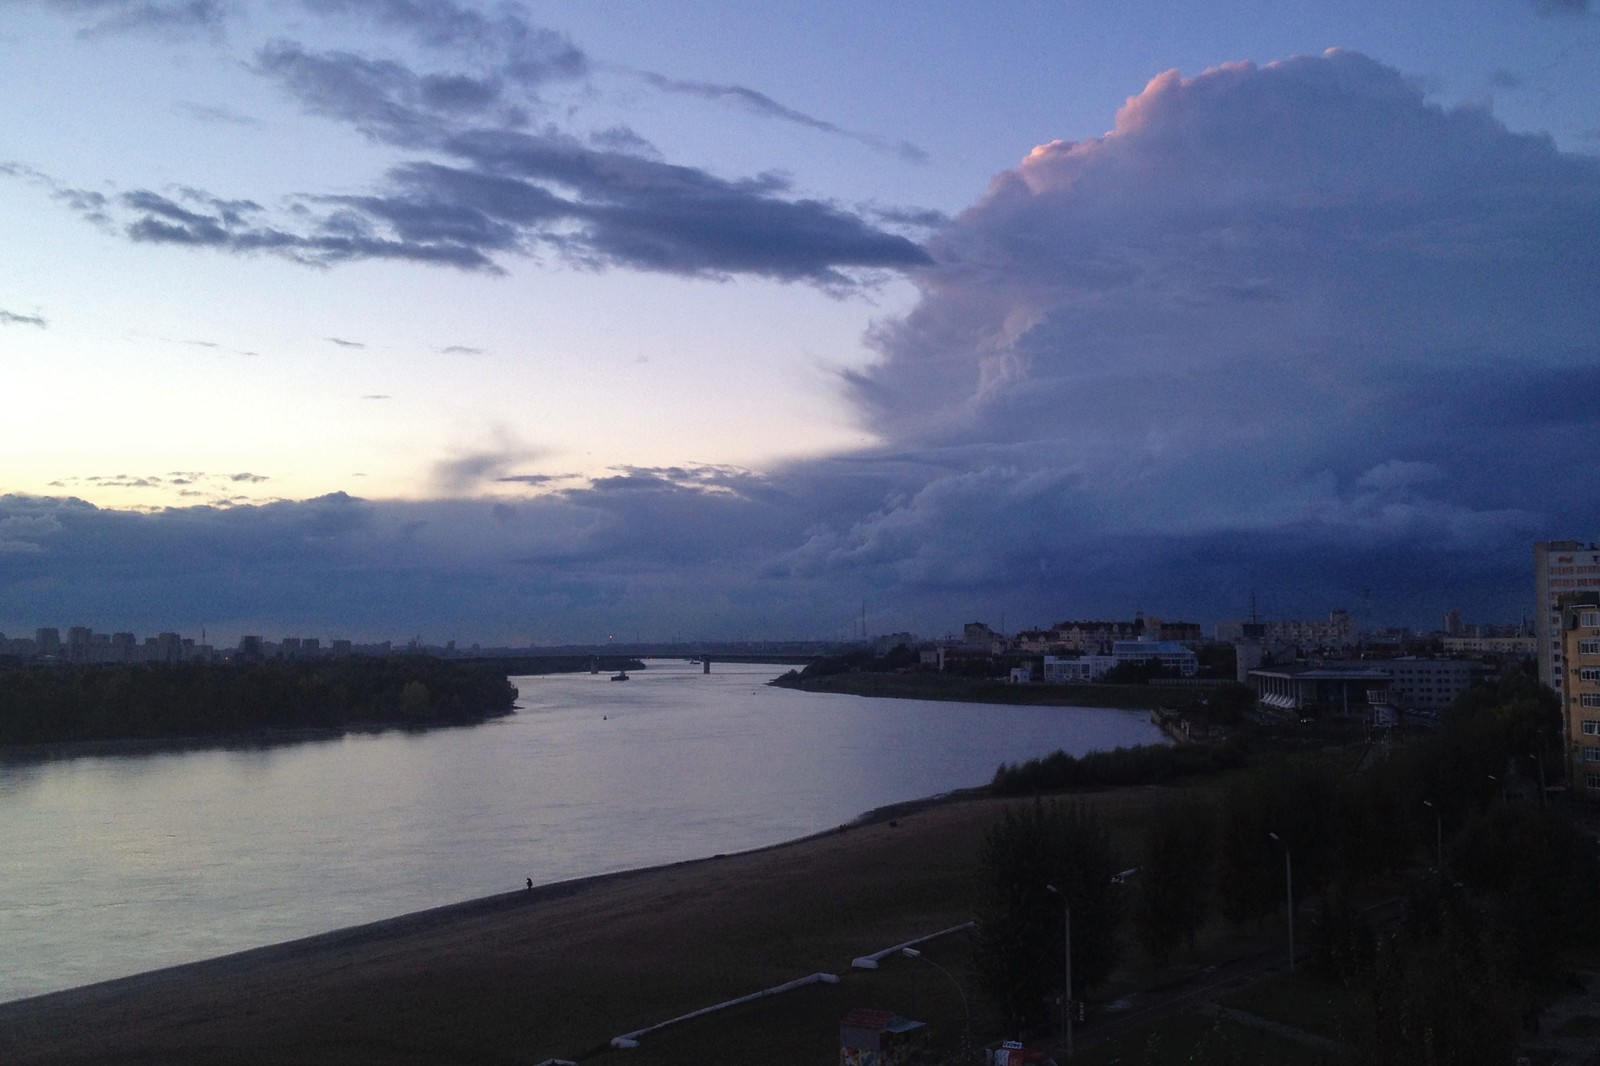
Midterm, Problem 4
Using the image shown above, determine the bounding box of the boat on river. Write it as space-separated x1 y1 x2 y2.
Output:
611 670 629 681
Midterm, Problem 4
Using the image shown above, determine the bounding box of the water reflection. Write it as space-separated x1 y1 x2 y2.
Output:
0 660 1163 1003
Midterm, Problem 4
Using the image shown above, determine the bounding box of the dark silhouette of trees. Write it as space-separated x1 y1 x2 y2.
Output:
973 800 1121 1029
1131 799 1214 962
0 657 519 745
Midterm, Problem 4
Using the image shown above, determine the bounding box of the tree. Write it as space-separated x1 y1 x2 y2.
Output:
1132 798 1214 962
973 800 1121 1028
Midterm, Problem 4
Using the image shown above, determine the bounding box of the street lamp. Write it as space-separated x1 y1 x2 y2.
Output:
1267 833 1294 971
1422 799 1443 876
901 948 971 1063
1045 884 1072 1059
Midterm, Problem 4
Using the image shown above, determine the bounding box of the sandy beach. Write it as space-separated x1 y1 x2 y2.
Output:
0 791 1016 1065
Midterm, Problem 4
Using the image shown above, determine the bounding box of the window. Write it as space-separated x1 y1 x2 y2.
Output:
1584 747 1600 762
1582 668 1600 683
1582 640 1600 655
1583 611 1600 628
1585 720 1600 736
1583 694 1600 708
1587 773 1600 790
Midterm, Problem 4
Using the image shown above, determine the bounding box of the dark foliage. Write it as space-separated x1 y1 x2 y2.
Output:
973 800 1121 1028
0 657 519 745
991 740 1247 795
1131 799 1214 962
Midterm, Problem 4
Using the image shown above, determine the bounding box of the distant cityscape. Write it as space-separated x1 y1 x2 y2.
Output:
7 539 1600 794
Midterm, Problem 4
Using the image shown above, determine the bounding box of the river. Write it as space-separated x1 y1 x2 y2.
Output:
0 659 1163 1003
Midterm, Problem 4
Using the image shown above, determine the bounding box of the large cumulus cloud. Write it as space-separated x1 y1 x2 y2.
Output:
6 50 1597 640
820 49 1599 625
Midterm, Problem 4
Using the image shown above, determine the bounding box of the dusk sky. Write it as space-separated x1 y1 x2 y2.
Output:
3 0 1598 645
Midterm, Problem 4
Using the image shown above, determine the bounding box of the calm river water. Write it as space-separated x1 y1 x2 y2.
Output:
0 660 1163 1003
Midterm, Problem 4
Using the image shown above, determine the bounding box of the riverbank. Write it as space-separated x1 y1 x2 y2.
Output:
0 788 1043 1066
772 669 1222 711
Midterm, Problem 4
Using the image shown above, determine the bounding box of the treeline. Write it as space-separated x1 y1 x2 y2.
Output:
991 738 1249 793
976 673 1599 1061
0 657 520 745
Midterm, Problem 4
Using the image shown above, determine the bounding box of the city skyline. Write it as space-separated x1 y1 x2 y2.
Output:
3 1 1598 643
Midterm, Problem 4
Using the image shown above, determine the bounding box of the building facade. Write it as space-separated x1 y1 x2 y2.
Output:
1536 541 1600 697
1381 657 1479 713
1563 594 1600 793
1249 664 1392 718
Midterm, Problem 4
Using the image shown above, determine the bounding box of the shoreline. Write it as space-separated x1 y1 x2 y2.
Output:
0 783 993 1012
0 787 1014 1065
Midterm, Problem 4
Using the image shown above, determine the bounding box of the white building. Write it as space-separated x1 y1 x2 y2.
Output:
1535 541 1600 697
1380 657 1478 712
1042 655 1115 682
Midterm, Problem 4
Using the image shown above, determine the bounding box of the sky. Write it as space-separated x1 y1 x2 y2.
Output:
1 0 1598 646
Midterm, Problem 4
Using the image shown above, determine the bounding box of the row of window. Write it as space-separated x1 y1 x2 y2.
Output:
1586 773 1600 791
1582 640 1600 655
1581 694 1600 708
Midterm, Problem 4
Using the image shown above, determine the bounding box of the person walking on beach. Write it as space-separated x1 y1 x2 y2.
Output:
526 877 533 891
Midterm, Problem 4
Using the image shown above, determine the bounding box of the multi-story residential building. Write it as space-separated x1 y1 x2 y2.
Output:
1561 593 1600 793
1049 620 1146 654
1536 541 1600 697
1441 634 1538 656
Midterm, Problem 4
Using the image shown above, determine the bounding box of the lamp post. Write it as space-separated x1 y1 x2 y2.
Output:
901 948 971 1063
1422 799 1443 876
1267 832 1293 971
1045 884 1072 1059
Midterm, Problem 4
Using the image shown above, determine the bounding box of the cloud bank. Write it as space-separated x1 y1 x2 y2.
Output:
5 50 1598 641
9 0 931 290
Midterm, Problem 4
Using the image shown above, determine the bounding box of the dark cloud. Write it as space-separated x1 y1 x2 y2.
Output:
299 0 587 89
113 182 500 270
637 71 927 163
174 337 257 355
588 126 659 158
429 434 546 495
0 309 48 328
28 0 232 39
9 9 931 290
495 473 561 486
173 100 264 127
254 40 522 145
9 51 1595 642
0 162 113 227
84 128 930 284
325 336 365 348
230 472 268 483
437 344 484 355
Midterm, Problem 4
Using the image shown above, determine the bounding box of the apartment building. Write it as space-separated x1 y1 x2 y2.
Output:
1563 594 1600 793
1536 540 1600 697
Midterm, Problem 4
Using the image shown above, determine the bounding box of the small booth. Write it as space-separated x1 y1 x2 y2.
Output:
839 1008 927 1065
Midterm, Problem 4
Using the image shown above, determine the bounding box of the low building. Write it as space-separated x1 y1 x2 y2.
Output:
1111 639 1199 678
1042 655 1114 683
839 1008 926 1066
1249 664 1392 719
